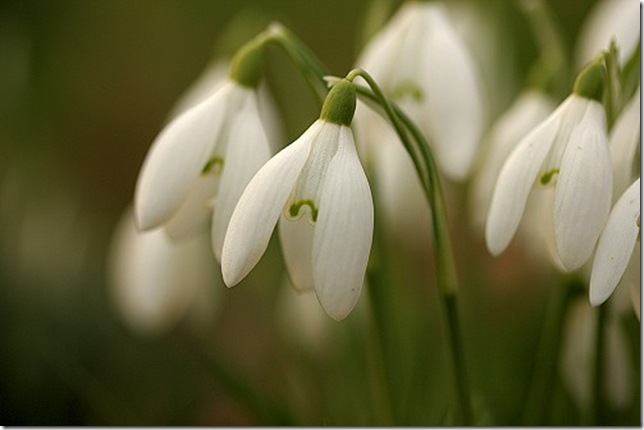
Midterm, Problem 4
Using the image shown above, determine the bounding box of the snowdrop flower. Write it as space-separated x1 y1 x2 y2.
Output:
222 79 373 321
486 57 612 271
108 208 220 335
134 38 273 260
471 90 556 230
589 178 640 307
355 1 485 181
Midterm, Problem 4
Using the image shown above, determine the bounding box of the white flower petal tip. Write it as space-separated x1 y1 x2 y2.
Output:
589 179 641 307
222 121 373 320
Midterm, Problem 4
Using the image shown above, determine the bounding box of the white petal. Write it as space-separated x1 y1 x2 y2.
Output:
312 126 373 321
589 179 640 306
134 83 234 230
163 174 218 242
485 111 560 255
421 3 485 180
554 101 611 270
221 121 323 287
108 208 217 335
278 217 315 292
211 93 272 261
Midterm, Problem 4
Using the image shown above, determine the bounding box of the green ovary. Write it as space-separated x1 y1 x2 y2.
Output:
201 157 224 175
539 168 559 186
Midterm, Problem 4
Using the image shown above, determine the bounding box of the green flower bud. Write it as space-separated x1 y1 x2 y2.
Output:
320 79 357 126
572 54 606 102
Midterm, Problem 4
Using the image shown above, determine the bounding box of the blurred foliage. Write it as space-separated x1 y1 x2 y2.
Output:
0 0 639 426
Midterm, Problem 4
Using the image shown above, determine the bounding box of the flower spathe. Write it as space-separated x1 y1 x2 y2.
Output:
486 94 612 271
134 79 272 259
221 96 373 320
589 178 641 307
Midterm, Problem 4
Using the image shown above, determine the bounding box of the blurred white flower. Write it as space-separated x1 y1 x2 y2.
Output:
560 298 634 412
222 82 373 321
575 0 640 68
355 1 485 181
589 178 640 308
134 79 273 260
609 89 640 198
471 90 556 230
486 94 612 271
108 208 220 335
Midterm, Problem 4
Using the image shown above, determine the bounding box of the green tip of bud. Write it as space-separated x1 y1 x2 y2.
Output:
320 79 356 126
229 37 265 88
572 54 606 102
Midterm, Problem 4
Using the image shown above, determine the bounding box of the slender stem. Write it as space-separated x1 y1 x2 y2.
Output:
522 276 581 425
348 68 471 424
264 22 330 103
591 303 608 425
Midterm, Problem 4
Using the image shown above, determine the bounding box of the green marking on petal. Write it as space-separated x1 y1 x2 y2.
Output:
201 157 224 175
539 168 559 186
393 80 424 102
288 199 318 223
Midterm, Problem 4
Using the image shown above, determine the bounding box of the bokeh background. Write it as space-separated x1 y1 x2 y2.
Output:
0 0 639 425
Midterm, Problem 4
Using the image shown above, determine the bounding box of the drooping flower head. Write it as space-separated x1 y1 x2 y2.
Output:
486 55 612 271
355 1 485 181
222 79 374 321
134 36 274 261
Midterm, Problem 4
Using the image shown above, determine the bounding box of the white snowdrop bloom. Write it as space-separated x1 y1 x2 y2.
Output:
135 66 273 259
609 89 640 199
486 85 612 271
575 0 640 68
589 178 640 307
355 1 485 181
108 208 220 336
471 90 556 230
222 80 373 321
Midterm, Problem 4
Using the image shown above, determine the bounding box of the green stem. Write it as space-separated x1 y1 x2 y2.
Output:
264 22 330 103
522 276 581 425
591 303 608 425
348 68 471 425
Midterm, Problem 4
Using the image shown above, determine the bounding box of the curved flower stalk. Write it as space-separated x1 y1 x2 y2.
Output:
575 0 640 68
471 90 556 230
608 89 640 198
134 38 274 261
108 208 220 335
589 178 640 309
486 57 612 271
354 1 485 181
222 80 373 321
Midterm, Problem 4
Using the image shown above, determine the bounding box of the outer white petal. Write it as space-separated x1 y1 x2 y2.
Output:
421 3 484 180
211 93 272 261
471 91 556 229
554 101 611 270
485 111 561 255
278 217 315 292
589 179 640 306
108 208 218 335
134 83 233 230
221 122 322 287
312 126 373 321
